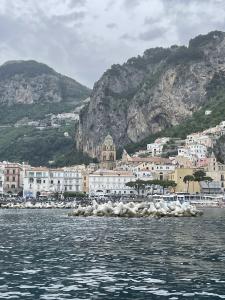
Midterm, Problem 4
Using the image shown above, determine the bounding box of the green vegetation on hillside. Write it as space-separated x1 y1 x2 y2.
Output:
0 103 79 125
0 60 92 166
125 71 225 154
0 60 55 79
0 125 92 166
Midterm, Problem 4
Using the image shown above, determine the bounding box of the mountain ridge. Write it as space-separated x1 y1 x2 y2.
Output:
76 30 225 158
0 59 92 166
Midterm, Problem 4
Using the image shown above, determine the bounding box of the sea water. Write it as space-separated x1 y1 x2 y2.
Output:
0 209 225 299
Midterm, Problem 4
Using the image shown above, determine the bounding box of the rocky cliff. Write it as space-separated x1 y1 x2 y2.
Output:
0 60 90 106
76 31 225 158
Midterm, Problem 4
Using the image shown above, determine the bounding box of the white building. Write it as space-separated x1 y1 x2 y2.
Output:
89 169 135 196
147 143 164 156
63 167 83 193
0 166 5 195
178 143 208 160
23 167 83 198
186 133 213 148
134 169 154 181
23 167 50 198
147 137 170 157
49 169 65 194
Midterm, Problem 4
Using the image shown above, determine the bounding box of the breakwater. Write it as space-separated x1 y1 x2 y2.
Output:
69 200 203 218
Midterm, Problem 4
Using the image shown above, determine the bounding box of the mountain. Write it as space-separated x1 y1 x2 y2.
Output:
0 60 91 166
0 60 90 106
76 31 225 158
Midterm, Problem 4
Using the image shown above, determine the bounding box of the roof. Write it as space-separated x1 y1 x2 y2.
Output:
91 169 134 176
129 157 172 164
200 181 221 189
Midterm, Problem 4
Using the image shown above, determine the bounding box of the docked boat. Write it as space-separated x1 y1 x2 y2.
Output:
149 193 225 208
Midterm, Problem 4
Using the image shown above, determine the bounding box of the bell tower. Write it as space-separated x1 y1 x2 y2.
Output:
100 135 116 170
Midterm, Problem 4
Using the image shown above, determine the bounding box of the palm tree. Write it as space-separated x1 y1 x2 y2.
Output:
183 175 194 193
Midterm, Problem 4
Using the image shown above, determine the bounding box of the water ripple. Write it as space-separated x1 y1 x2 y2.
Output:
0 208 225 299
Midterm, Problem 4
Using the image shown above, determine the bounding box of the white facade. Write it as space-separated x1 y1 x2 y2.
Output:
134 170 154 181
147 143 164 156
23 167 83 198
0 166 5 195
63 168 82 193
23 168 50 198
89 169 135 196
178 143 208 160
147 137 170 157
186 133 213 148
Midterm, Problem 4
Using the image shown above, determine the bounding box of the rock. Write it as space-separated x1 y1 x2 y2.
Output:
69 200 203 218
75 31 225 158
0 60 90 106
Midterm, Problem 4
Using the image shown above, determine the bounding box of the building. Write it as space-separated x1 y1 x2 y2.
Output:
23 167 50 198
0 162 23 194
169 168 200 193
186 133 213 148
0 166 5 195
147 137 170 157
49 168 65 194
63 167 83 193
100 135 116 170
205 153 225 191
23 167 83 198
89 169 135 196
178 143 208 161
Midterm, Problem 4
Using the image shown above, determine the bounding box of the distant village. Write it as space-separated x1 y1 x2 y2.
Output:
1 117 225 198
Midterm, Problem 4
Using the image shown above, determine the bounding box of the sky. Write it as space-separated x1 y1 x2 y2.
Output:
0 0 225 87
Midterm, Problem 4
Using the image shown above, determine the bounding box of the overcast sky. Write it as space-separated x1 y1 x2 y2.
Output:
0 0 225 87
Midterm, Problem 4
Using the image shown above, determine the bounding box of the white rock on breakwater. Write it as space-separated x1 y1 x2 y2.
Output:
68 200 203 218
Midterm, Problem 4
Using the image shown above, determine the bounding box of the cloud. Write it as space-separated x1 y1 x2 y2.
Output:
51 11 86 26
123 0 145 9
139 27 166 41
106 22 117 29
120 33 136 41
0 0 225 87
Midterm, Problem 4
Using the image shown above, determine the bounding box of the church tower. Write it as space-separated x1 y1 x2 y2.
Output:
100 135 116 170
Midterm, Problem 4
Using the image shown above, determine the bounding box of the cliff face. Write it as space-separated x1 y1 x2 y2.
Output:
76 31 225 158
0 60 90 106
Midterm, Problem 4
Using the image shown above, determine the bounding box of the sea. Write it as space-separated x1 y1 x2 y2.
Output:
0 208 225 299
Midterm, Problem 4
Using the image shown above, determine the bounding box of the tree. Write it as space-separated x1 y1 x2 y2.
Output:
193 170 206 182
183 175 195 193
203 176 213 194
145 179 177 194
125 180 147 195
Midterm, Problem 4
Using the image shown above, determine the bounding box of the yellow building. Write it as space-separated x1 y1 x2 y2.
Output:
169 168 200 193
205 153 225 190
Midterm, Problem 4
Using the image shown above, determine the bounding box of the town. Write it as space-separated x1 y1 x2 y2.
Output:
1 119 225 201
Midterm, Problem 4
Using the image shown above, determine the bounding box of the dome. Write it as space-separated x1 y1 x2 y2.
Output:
103 134 114 146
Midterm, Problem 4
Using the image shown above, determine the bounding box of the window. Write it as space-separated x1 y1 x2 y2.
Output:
11 184 15 189
6 177 9 181
51 180 53 184
7 170 9 174
12 177 15 182
37 179 41 184
13 169 15 174
29 178 34 183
